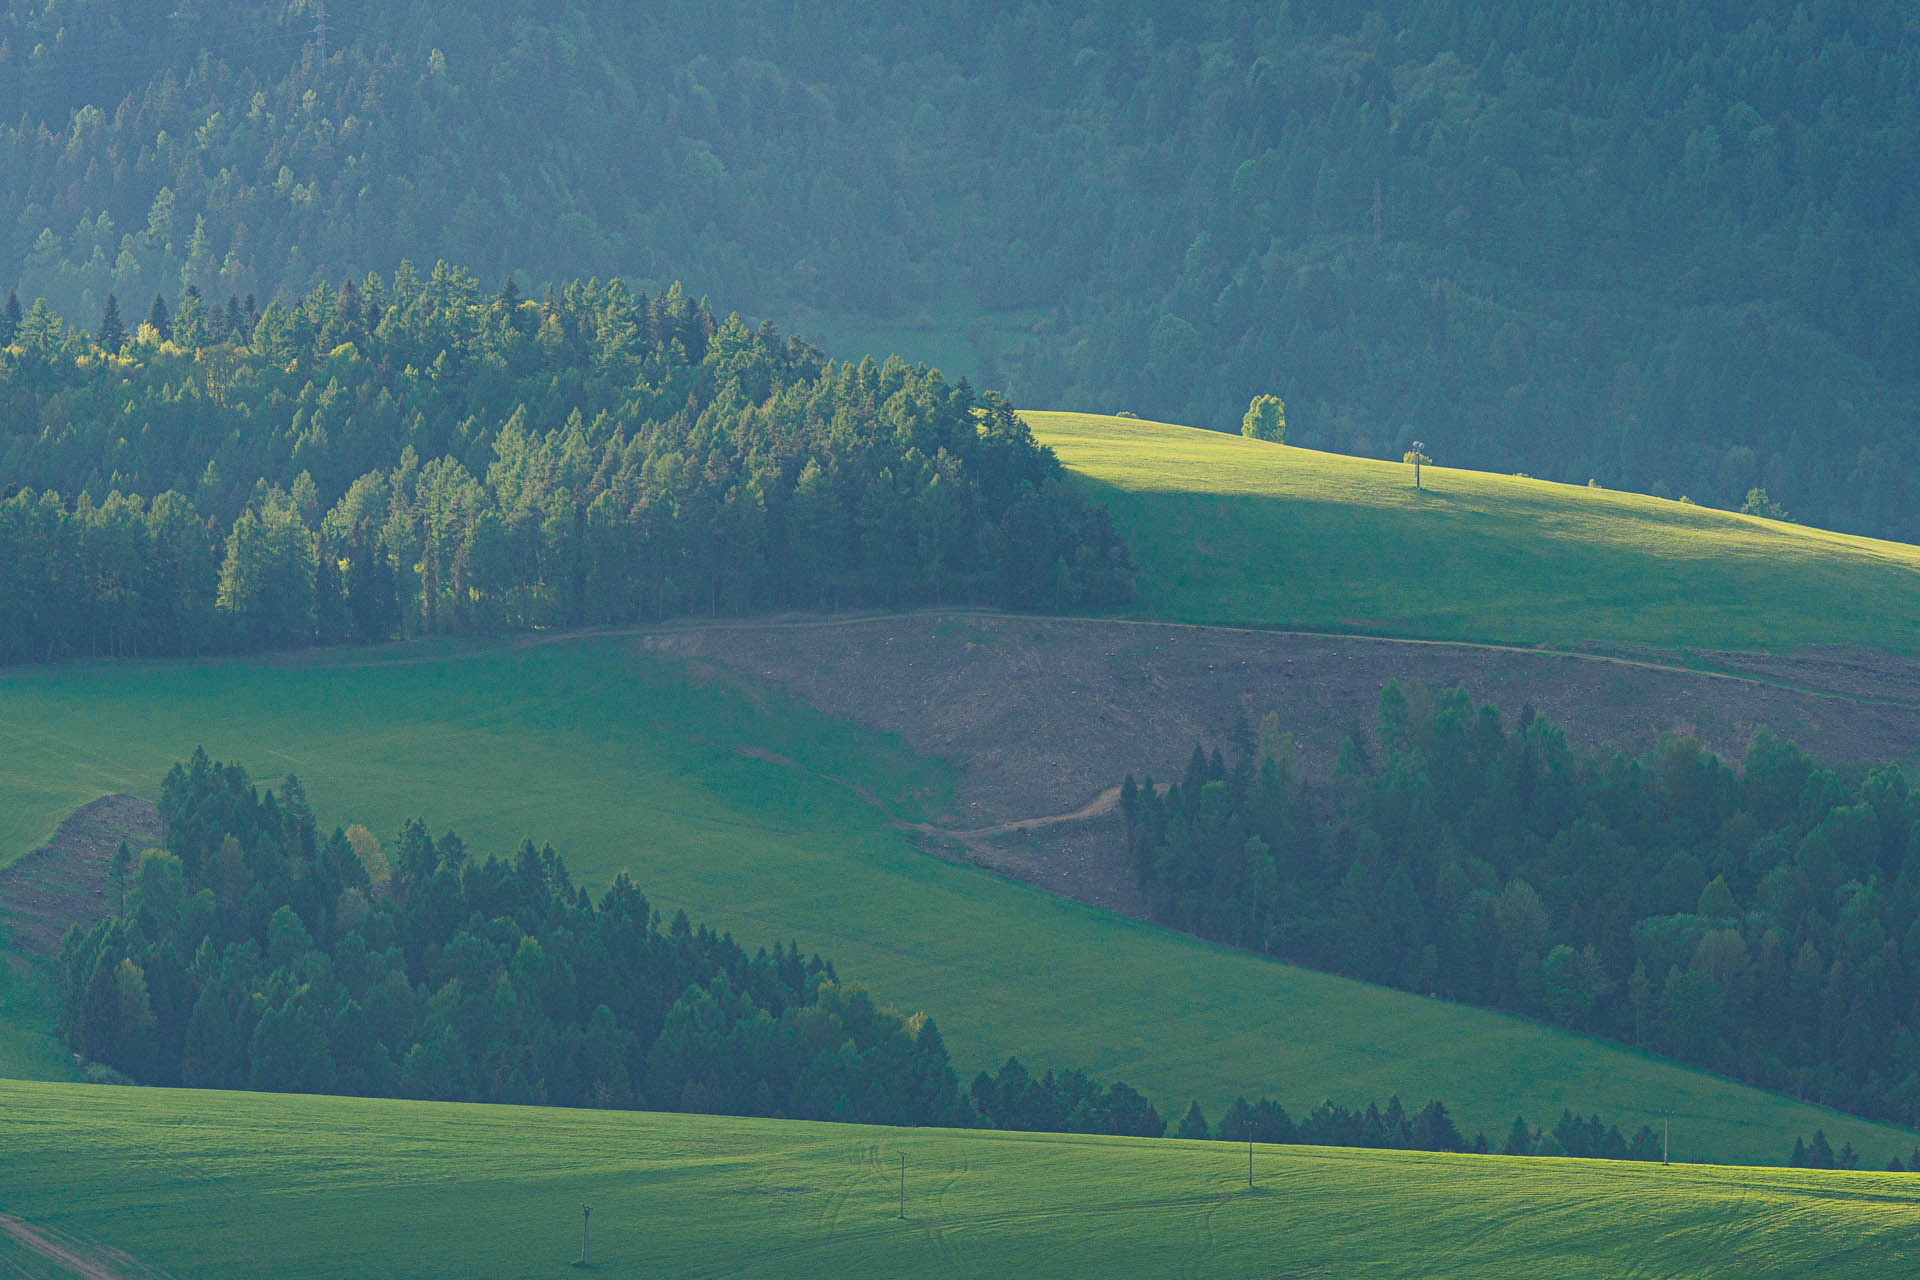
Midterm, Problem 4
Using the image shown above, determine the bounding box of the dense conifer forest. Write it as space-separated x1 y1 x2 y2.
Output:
4 2 1918 535
1123 688 1920 1129
0 271 1130 663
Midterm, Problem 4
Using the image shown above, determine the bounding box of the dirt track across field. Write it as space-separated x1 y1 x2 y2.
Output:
0 1214 171 1280
647 612 1920 910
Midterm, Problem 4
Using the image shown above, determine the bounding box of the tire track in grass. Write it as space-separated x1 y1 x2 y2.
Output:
0 1216 171 1280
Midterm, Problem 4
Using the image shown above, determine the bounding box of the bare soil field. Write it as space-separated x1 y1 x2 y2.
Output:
646 613 1920 908
0 795 157 958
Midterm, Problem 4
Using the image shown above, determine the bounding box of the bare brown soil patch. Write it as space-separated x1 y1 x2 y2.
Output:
646 613 1920 908
0 795 158 958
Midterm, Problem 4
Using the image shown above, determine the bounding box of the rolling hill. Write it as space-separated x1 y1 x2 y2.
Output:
0 635 1912 1167
1024 411 1920 654
2 1079 1916 1279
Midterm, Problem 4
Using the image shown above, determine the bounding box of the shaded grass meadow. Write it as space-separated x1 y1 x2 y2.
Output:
2 1079 1916 1278
0 638 1912 1167
1024 411 1920 654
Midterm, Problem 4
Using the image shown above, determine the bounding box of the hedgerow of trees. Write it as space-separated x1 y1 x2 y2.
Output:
1122 687 1920 1129
5 3 1919 537
0 268 1130 664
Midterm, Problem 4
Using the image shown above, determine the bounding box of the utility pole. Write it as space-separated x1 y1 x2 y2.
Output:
1248 1137 1254 1189
898 1153 906 1219
1662 1112 1671 1166
579 1204 591 1267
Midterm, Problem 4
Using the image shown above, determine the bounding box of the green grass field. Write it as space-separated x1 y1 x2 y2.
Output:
1025 411 1920 654
0 638 1911 1167
1 1078 1914 1278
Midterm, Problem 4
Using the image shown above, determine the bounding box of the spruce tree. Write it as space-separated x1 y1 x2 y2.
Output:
1503 1114 1534 1156
0 288 20 345
1807 1130 1836 1169
1217 1095 1253 1142
97 293 126 352
174 285 209 349
146 293 171 339
1176 1100 1210 1140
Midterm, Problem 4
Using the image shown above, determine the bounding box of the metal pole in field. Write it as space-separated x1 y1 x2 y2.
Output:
1663 1113 1671 1166
898 1152 906 1219
1248 1137 1254 1189
581 1204 591 1266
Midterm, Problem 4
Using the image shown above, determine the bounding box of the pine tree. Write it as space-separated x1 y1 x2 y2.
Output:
1807 1130 1836 1169
146 293 171 339
173 285 209 349
1176 1100 1210 1140
1217 1095 1253 1142
1503 1114 1534 1156
0 288 20 345
1412 1099 1464 1152
1250 1097 1295 1144
97 293 126 352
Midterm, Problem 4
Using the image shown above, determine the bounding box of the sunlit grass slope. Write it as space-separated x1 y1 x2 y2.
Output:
2 1080 1915 1279
1025 411 1920 653
1 639 1911 1165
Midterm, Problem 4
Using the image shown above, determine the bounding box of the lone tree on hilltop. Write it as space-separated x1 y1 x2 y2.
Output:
1241 394 1286 442
1741 487 1791 521
1403 441 1432 490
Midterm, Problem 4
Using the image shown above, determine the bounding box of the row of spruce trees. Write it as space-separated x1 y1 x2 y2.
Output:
0 269 1131 665
1123 685 1920 1130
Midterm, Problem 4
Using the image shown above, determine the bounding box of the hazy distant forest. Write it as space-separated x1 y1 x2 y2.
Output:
4 1 1918 537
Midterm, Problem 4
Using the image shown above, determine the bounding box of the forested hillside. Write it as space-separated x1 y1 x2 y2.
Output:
63 751 1650 1160
1123 689 1920 1129
3 2 1917 535
0 272 1129 663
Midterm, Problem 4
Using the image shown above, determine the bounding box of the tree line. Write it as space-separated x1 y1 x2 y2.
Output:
5 2 1919 539
1787 1129 1902 1172
1122 686 1920 1130
972 1056 1685 1165
62 752 1745 1164
0 268 1131 665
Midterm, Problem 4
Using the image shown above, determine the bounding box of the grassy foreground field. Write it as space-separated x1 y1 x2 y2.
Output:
1 638 1913 1166
1 1079 1915 1279
1025 411 1920 654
